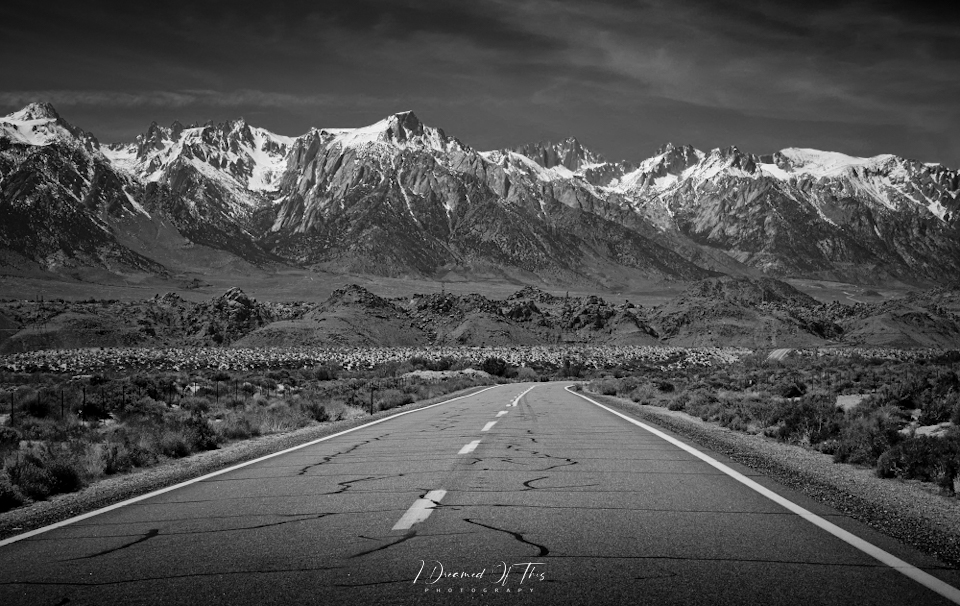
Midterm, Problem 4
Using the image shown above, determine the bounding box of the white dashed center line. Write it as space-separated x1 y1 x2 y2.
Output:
458 440 481 454
393 490 447 531
509 385 536 407
481 421 497 432
496 410 508 417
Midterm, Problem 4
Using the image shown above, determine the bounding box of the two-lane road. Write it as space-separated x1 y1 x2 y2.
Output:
1 383 958 605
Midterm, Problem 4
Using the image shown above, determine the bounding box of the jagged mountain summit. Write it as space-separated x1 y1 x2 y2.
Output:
1 102 959 286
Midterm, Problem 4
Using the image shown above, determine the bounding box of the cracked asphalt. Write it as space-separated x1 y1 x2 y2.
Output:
1 382 959 605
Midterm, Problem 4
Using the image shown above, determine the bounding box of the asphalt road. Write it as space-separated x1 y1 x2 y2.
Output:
768 348 793 361
1 382 959 605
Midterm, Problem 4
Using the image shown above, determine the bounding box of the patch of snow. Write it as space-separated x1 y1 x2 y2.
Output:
123 190 150 217
759 163 791 180
927 199 948 220
246 127 295 191
779 148 896 178
0 116 62 147
319 113 461 156
397 175 422 227
101 144 138 172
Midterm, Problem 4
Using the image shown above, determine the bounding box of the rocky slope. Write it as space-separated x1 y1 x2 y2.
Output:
0 103 166 274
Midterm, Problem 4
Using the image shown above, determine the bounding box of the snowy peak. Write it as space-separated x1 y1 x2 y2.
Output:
105 117 296 193
316 111 462 154
0 102 100 153
772 148 896 178
6 101 61 122
644 143 703 174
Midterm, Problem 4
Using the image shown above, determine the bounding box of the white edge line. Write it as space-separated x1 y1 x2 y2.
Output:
392 489 447 531
565 385 960 605
0 385 502 548
496 411 508 417
481 421 497 432
458 440 481 455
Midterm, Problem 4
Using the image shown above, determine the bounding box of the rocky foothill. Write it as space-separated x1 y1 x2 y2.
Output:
1 277 959 359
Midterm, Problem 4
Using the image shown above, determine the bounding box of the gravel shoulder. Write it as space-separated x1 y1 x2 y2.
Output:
0 384 493 541
587 391 960 569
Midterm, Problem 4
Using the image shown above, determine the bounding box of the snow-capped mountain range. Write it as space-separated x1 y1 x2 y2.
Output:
1 102 958 285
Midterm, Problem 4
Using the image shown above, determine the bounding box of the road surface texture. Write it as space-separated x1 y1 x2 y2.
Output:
767 348 793 361
2 382 959 605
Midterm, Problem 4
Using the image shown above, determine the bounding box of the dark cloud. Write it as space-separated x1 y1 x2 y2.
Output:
1 0 958 166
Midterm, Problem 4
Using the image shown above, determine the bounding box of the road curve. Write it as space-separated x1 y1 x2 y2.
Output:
1 382 958 605
768 348 793 361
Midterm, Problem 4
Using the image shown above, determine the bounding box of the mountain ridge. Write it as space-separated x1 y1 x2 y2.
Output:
2 102 958 287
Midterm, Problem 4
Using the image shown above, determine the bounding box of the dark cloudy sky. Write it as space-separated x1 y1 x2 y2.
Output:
2 0 958 166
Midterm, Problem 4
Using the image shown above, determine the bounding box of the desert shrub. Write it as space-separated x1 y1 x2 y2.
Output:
252 401 312 434
517 367 539 382
667 399 685 411
668 391 690 411
181 416 221 451
181 396 211 417
0 469 28 512
415 384 440 401
918 391 959 426
315 366 339 381
218 411 261 440
628 383 656 404
222 396 246 409
12 416 70 442
6 448 84 500
593 378 620 396
657 381 675 393
876 436 960 494
379 389 414 410
157 429 192 458
834 407 906 466
324 399 349 421
683 389 717 420
767 394 843 445
779 381 807 399
295 396 332 423
0 426 22 454
116 396 168 423
254 377 278 393
481 357 508 377
102 440 156 475
19 389 54 419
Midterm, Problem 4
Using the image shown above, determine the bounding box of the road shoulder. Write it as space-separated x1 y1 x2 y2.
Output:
585 390 960 569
